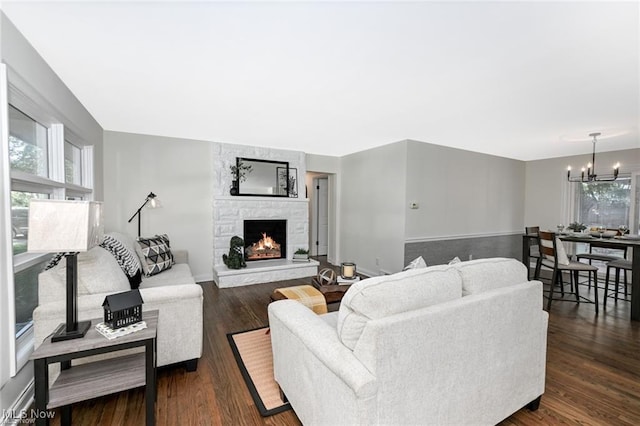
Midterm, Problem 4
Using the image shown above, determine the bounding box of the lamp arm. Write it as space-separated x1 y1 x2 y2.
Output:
127 198 150 223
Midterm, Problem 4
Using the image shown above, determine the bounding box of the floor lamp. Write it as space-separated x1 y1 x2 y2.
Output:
28 200 104 342
127 192 161 237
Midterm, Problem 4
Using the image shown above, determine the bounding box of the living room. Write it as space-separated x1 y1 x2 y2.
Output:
1 1 639 425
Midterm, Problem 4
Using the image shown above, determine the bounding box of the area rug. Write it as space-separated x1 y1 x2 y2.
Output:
227 327 291 417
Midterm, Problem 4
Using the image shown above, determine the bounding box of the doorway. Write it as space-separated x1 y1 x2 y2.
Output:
311 176 329 256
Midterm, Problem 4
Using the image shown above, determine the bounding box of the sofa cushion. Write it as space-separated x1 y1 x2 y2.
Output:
140 264 196 288
451 258 528 296
136 234 174 276
337 267 462 350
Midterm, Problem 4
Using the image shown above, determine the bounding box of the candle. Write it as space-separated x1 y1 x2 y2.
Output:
341 262 356 279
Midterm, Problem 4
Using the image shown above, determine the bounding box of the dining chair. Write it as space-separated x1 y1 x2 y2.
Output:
525 226 542 280
539 231 599 313
604 259 632 308
576 228 628 289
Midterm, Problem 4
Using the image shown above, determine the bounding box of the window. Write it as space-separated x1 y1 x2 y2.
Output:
8 106 48 177
5 97 94 374
64 140 82 185
574 178 631 229
14 260 49 337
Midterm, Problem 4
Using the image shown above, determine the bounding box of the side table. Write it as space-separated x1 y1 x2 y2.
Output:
30 310 158 426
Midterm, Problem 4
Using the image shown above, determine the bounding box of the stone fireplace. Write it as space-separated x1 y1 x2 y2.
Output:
244 219 287 261
212 142 319 288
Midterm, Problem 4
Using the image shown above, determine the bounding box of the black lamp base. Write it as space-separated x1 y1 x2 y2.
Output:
51 320 91 342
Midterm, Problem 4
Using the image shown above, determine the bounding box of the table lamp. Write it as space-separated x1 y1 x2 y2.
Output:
28 200 104 342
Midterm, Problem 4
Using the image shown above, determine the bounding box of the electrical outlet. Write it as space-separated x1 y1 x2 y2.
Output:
469 254 473 261
375 257 380 266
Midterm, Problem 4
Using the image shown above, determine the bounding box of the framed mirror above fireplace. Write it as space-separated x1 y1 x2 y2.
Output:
235 157 289 197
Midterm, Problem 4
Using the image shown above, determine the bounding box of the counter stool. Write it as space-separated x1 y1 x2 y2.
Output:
576 235 628 289
604 259 632 308
539 231 599 314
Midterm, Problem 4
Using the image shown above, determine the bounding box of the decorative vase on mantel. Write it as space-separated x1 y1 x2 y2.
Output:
230 180 239 196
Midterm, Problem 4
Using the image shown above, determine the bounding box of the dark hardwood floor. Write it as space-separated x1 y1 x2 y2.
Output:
36 260 640 425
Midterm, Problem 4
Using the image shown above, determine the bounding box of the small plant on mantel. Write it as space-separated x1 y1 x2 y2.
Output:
229 160 253 195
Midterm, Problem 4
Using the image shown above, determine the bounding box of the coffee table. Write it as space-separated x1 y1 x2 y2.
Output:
270 281 351 305
311 280 351 304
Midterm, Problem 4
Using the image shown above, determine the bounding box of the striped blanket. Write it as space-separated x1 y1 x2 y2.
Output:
273 285 328 314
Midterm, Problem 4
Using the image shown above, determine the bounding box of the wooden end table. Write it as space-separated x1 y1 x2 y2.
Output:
30 310 158 426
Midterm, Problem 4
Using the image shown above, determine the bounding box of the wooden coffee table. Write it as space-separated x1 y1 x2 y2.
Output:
311 283 351 304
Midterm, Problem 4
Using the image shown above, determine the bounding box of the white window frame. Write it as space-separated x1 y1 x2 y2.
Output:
1 66 95 376
571 176 634 229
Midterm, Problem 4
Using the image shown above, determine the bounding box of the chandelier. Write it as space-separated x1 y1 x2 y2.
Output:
567 132 620 182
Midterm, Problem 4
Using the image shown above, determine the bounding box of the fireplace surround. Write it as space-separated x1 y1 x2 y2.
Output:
212 142 318 288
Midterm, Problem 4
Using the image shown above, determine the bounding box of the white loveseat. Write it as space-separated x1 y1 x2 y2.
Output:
268 258 548 425
33 232 203 371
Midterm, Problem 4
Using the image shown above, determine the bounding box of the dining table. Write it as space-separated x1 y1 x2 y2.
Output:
522 232 640 321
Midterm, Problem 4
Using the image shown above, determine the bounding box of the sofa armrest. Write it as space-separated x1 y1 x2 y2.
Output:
172 249 188 264
268 300 377 426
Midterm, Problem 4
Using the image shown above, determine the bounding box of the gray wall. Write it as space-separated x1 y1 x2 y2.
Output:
339 141 408 275
403 140 526 267
524 148 640 231
103 131 214 282
405 140 526 238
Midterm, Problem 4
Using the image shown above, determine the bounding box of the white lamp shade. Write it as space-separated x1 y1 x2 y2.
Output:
27 200 104 252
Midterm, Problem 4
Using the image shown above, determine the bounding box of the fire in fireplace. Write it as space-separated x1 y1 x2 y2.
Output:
246 233 281 259
244 219 287 261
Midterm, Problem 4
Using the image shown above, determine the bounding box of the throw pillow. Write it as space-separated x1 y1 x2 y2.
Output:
44 252 68 271
448 256 462 265
100 234 143 288
136 234 174 276
403 256 427 270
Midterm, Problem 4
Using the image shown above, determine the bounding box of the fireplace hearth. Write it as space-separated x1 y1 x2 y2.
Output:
244 220 287 261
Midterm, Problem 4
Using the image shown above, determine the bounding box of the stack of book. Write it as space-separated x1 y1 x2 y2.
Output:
337 276 360 284
95 321 147 340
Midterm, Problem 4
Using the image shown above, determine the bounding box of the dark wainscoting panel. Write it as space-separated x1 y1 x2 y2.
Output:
404 234 522 267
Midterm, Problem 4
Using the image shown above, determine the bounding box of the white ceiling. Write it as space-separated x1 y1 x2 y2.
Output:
1 1 638 160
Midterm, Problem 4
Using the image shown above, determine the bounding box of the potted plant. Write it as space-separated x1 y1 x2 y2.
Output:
229 160 253 195
567 222 587 233
293 248 309 262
